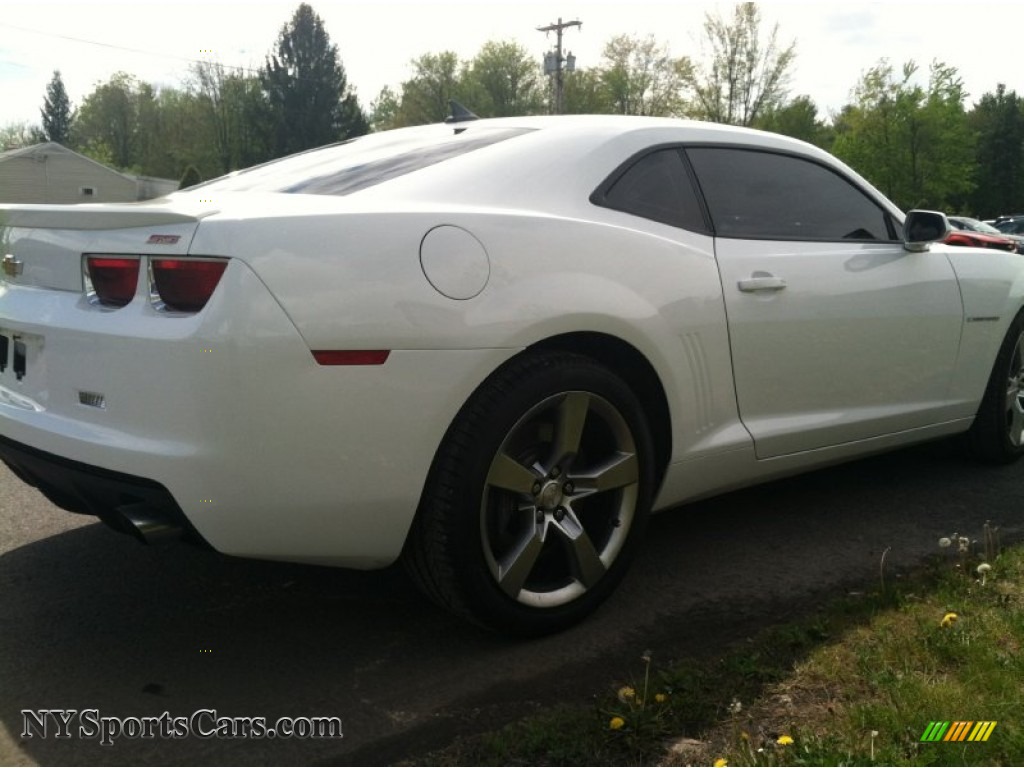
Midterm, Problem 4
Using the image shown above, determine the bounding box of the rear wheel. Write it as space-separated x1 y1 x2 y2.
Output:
968 310 1024 463
405 351 655 635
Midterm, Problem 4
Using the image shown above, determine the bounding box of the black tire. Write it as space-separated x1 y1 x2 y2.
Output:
968 309 1024 464
404 351 656 636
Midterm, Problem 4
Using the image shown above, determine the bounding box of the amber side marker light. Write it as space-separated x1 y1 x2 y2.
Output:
312 350 391 366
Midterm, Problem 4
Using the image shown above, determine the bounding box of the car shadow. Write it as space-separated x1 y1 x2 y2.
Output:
2 440 1023 765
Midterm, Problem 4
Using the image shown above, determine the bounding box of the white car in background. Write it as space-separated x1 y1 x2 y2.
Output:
2 115 1023 635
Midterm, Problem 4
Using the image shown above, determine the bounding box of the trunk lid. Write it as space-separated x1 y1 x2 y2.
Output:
1 202 217 292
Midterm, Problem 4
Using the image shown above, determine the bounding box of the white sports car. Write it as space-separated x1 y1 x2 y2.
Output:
2 115 1022 635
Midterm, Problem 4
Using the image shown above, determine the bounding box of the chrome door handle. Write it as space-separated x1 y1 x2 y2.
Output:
737 275 787 292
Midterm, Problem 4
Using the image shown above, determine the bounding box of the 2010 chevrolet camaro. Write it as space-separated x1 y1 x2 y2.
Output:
2 115 1023 635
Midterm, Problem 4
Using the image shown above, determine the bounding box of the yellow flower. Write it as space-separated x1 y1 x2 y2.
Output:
714 759 728 767
617 686 636 703
655 693 668 703
609 716 625 730
941 612 958 628
777 734 794 746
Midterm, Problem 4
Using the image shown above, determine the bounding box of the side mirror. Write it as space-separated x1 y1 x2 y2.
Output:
903 210 952 252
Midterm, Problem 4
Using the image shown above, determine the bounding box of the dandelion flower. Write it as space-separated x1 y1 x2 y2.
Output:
938 537 952 548
941 612 958 628
714 759 728 767
728 698 743 715
777 734 794 746
655 693 667 703
617 685 636 703
958 536 970 553
977 562 992 585
609 716 625 730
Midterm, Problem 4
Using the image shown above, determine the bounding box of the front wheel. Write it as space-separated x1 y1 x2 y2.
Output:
405 351 656 635
968 310 1024 463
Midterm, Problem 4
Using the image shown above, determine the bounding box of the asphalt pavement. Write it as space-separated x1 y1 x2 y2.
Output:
1 438 1022 766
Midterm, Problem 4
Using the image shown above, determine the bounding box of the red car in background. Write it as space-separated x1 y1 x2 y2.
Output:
947 216 1023 253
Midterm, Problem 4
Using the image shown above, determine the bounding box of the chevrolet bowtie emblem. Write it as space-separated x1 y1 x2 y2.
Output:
2 254 23 278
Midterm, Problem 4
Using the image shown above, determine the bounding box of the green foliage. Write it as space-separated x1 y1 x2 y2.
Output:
415 537 1024 767
191 62 274 173
259 3 368 156
35 0 1024 219
461 41 544 118
72 72 141 169
753 95 833 148
968 84 1024 218
0 121 43 151
832 59 975 211
561 69 613 114
40 70 73 144
393 51 464 127
683 2 796 125
369 86 401 132
599 34 690 117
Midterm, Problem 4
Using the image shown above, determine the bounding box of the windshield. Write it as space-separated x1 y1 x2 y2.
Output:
953 217 1003 235
187 126 533 197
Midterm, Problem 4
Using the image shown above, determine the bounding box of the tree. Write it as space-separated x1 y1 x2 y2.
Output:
394 51 464 126
683 2 796 126
754 95 832 148
831 60 974 211
369 86 401 132
40 70 73 144
260 3 368 157
461 41 544 117
192 61 274 172
968 84 1024 217
561 69 612 114
599 34 690 117
0 122 43 150
72 72 142 169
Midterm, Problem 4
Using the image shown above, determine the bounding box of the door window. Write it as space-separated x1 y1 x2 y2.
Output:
687 147 897 241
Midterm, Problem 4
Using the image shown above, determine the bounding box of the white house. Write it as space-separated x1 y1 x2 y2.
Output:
0 143 178 204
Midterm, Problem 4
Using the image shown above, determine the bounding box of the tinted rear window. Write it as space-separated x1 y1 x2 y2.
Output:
193 127 533 197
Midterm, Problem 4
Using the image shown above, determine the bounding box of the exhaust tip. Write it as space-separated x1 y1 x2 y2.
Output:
115 502 183 545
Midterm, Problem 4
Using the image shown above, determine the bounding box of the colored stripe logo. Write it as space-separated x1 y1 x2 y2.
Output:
920 721 997 742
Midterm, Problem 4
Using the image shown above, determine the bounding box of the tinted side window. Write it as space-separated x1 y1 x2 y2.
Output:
687 148 895 241
597 149 707 231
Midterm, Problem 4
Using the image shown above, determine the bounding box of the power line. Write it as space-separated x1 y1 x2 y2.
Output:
0 21 263 78
0 20 350 91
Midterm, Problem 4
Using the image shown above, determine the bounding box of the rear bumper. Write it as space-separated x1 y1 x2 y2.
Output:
1 258 517 566
0 433 206 546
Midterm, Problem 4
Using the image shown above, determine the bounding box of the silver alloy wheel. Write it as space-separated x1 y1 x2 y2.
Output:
1006 332 1024 446
479 390 639 608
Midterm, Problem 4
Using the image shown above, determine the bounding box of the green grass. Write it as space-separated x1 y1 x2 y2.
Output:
415 528 1024 766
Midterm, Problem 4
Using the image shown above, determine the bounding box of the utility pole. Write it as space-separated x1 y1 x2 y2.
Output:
537 17 581 114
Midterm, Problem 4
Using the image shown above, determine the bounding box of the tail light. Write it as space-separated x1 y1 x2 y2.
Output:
85 257 140 307
150 259 228 312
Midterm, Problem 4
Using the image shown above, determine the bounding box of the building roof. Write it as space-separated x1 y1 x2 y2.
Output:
0 142 175 187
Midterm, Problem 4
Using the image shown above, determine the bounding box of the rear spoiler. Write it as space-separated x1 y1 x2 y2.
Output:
0 202 217 231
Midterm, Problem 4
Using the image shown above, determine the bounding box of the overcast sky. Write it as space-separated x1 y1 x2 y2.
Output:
2 0 1022 129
